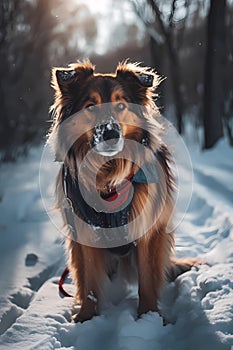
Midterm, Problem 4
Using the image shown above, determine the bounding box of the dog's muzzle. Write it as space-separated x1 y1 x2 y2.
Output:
92 118 124 156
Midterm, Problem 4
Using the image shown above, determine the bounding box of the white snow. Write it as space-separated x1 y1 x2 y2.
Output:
0 139 233 349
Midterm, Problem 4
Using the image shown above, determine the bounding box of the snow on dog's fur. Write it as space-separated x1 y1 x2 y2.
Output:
50 60 200 322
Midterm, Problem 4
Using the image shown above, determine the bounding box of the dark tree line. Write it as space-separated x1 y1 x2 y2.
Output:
0 0 55 160
132 0 232 149
203 0 226 149
0 0 232 161
0 0 97 161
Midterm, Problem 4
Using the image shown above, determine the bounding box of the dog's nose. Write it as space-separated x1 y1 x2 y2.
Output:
102 124 120 146
93 119 124 156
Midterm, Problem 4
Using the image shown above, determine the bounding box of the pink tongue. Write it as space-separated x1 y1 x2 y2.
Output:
102 179 133 211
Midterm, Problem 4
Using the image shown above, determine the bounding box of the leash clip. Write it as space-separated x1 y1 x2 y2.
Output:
62 197 74 212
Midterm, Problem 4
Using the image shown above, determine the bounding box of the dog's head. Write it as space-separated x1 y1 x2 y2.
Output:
50 61 162 190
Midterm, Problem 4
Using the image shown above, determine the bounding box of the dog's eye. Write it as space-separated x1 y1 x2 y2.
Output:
86 104 97 113
116 102 126 112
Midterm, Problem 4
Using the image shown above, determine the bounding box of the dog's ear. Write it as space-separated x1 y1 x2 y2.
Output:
116 62 159 88
137 73 154 88
116 62 160 105
51 61 95 94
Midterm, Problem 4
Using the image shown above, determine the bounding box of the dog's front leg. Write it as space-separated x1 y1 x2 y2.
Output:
69 242 105 322
137 235 165 316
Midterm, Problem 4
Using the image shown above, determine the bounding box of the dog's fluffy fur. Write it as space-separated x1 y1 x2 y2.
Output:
50 60 199 322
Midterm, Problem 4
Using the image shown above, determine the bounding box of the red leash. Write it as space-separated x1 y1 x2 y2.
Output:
59 267 73 297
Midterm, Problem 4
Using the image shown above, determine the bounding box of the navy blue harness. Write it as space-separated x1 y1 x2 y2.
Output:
62 159 158 229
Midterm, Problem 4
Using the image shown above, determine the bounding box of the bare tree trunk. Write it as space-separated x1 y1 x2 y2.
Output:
203 0 226 149
166 35 183 134
147 0 183 134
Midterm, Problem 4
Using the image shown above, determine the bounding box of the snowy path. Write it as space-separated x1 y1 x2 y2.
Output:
0 141 233 349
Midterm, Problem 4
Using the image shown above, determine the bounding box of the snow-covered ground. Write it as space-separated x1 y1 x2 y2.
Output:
0 139 233 350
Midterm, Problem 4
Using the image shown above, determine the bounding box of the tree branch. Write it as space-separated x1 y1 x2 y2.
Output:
147 0 169 40
168 0 177 30
177 0 191 49
129 0 164 44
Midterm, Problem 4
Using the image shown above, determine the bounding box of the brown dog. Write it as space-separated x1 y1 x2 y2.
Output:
49 60 198 322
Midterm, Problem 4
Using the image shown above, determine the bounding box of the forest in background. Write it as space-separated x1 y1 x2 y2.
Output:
0 0 232 161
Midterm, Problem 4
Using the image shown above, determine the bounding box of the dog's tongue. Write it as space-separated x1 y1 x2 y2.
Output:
100 163 158 212
101 178 133 211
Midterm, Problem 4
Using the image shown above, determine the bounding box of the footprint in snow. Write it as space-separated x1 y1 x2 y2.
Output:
25 253 38 267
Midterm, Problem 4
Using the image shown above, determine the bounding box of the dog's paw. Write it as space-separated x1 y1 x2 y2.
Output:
168 257 204 281
72 312 96 323
138 300 159 317
72 304 97 323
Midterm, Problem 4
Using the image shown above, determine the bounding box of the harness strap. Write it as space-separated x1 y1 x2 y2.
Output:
62 165 78 241
63 165 132 229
